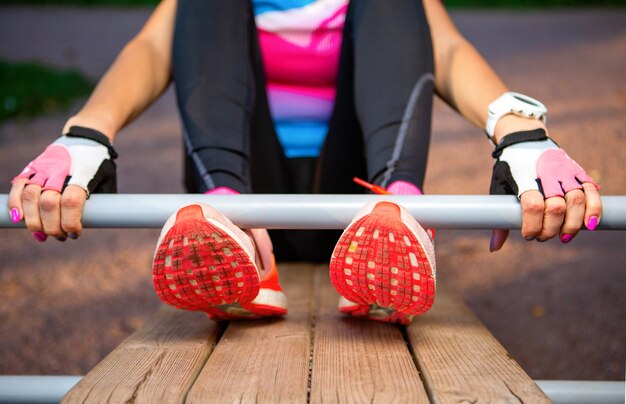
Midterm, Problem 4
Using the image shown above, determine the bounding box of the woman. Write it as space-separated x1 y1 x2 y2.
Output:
7 0 601 324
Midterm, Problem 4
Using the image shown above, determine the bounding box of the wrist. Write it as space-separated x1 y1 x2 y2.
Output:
63 114 117 142
493 114 546 144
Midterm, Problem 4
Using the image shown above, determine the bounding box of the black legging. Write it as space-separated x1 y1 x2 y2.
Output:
173 0 434 261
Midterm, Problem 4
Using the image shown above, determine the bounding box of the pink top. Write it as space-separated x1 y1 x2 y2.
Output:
253 0 349 157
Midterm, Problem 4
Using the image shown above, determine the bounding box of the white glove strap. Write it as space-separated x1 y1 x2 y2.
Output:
498 138 558 197
53 136 110 193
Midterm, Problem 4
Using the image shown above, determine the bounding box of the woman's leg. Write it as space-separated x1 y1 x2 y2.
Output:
163 1 292 321
320 0 435 191
173 0 334 262
323 0 437 323
173 0 291 194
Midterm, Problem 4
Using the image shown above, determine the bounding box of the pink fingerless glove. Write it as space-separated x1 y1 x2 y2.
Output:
536 149 596 197
12 126 118 195
490 129 597 198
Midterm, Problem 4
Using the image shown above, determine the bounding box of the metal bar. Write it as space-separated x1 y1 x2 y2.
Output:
0 375 81 403
1 194 625 230
536 380 625 404
0 377 623 403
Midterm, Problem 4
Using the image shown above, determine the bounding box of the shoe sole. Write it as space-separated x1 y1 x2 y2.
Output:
204 287 288 320
330 201 435 318
152 205 260 312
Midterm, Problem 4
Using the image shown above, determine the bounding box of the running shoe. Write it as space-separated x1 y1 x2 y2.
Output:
152 203 287 321
329 200 436 324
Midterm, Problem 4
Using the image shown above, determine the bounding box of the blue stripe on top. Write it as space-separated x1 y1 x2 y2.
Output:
252 0 317 15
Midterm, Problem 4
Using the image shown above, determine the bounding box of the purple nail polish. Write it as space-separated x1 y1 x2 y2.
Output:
560 234 573 244
587 216 598 231
489 234 495 252
525 236 536 241
33 231 47 242
10 208 20 223
68 233 79 239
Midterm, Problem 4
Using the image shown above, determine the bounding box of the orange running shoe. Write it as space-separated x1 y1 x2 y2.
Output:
152 203 287 321
329 201 436 324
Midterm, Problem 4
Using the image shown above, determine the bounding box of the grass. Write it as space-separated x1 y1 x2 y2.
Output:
0 0 623 6
0 61 93 123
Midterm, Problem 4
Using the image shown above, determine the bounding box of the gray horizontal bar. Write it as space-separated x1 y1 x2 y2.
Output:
1 194 625 230
0 375 81 403
0 376 623 403
536 380 625 404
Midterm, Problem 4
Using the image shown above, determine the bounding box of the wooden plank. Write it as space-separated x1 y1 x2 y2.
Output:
186 263 314 403
310 265 429 403
406 285 550 403
63 306 220 404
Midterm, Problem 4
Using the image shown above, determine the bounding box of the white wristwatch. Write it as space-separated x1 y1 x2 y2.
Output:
485 92 547 142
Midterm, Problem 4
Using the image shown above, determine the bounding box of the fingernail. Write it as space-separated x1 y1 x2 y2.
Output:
587 216 598 231
68 233 79 239
10 208 21 223
489 233 495 252
560 234 574 244
536 238 548 243
525 236 536 241
33 231 47 242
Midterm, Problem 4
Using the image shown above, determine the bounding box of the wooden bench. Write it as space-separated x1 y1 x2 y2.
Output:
62 264 550 403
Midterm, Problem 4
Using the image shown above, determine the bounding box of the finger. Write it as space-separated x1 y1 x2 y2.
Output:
39 190 66 241
21 183 44 233
60 185 88 239
559 189 586 243
8 178 29 223
538 196 566 241
519 190 545 240
490 229 509 252
582 182 602 230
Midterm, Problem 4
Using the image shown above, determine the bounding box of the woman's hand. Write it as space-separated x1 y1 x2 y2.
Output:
489 128 602 251
8 127 117 241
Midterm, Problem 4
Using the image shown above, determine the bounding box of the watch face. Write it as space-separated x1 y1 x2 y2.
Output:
512 93 541 107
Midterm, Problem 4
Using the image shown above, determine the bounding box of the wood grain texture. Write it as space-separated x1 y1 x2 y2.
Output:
406 285 551 403
63 265 547 404
186 263 314 404
62 307 220 404
310 265 429 403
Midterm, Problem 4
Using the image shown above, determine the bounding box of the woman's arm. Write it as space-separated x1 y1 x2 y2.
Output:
8 0 178 241
423 0 543 141
63 0 177 141
423 0 602 250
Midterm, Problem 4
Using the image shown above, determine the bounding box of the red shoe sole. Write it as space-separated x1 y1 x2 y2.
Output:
338 304 413 325
152 205 260 312
330 201 435 317
204 302 288 321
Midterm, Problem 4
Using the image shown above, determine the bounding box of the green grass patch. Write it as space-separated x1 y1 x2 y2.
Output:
0 61 93 123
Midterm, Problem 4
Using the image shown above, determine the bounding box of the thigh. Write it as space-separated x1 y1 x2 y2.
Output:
174 0 291 193
321 0 435 191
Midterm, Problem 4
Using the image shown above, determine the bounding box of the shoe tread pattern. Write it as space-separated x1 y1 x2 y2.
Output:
152 205 260 312
330 202 435 319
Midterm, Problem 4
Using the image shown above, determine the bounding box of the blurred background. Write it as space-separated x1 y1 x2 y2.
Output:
0 0 624 381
